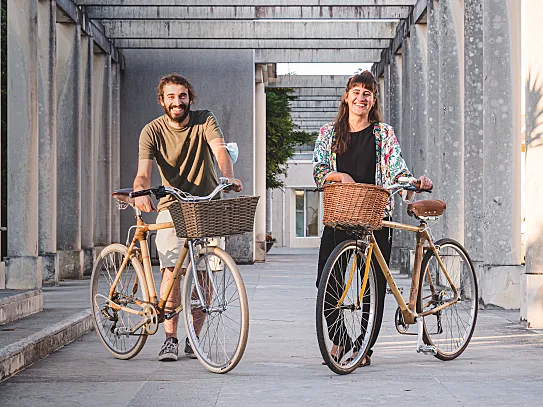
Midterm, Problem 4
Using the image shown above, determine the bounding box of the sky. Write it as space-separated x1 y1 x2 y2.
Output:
276 63 373 76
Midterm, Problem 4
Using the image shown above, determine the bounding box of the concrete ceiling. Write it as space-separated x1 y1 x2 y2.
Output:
74 0 419 135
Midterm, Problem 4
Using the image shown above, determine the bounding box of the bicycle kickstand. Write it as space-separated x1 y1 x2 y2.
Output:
416 317 437 355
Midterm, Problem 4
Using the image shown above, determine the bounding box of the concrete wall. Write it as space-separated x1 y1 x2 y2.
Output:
119 49 255 262
372 0 528 310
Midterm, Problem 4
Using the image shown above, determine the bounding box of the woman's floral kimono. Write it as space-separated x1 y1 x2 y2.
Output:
312 122 412 217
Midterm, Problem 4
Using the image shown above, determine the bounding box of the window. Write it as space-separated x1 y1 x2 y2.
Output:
295 189 322 237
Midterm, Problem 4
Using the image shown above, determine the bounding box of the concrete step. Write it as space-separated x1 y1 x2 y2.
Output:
0 309 92 382
0 279 93 383
0 289 43 325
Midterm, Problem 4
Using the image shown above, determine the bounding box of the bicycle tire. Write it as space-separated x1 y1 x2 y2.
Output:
316 239 377 375
183 246 249 374
417 238 478 360
90 244 149 360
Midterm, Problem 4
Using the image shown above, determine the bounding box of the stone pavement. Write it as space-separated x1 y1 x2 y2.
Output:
1 248 543 406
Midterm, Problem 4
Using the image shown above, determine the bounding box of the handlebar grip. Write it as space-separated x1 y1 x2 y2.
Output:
129 189 151 198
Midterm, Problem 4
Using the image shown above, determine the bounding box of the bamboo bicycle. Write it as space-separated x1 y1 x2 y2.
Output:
90 178 258 373
316 177 478 375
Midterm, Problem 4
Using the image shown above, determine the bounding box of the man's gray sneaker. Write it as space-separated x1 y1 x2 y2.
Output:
158 337 179 361
185 337 198 359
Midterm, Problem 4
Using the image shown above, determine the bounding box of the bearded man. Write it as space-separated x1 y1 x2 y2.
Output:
132 73 242 361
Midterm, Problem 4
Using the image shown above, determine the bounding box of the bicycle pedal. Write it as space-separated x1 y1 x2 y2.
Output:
416 344 437 355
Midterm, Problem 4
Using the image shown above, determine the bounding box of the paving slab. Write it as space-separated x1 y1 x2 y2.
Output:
1 248 542 407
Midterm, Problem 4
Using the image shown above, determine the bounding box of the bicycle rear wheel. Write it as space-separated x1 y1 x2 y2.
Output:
183 246 249 373
316 239 377 375
417 238 478 360
90 244 149 360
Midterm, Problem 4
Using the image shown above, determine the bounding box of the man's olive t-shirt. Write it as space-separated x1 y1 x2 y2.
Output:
139 110 223 212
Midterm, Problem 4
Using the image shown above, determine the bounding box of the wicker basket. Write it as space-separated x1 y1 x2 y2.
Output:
168 195 259 239
323 183 390 231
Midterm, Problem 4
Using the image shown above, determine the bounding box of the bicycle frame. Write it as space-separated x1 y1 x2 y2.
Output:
104 213 214 325
368 219 459 325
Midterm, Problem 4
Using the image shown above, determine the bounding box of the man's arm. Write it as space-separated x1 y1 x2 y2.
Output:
208 138 242 192
133 159 156 212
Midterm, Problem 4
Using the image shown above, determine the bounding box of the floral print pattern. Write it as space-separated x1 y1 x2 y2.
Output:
312 122 412 217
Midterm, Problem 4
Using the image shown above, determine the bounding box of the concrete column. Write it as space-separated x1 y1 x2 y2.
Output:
383 63 391 124
389 52 404 268
521 0 543 327
37 0 58 285
439 0 464 244
427 0 443 239
5 0 41 289
410 22 428 179
80 34 94 275
94 54 112 247
401 37 412 170
266 188 272 236
464 0 484 277
254 65 267 261
481 0 523 308
56 22 82 279
110 61 121 243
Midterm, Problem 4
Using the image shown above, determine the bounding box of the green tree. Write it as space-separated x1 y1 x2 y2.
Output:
266 88 315 189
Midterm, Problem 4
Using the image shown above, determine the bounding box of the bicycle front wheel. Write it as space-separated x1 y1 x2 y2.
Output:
417 238 478 360
90 244 149 360
183 245 249 374
316 239 377 375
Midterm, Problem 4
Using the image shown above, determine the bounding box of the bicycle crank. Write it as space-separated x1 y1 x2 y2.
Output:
394 306 415 335
143 304 159 335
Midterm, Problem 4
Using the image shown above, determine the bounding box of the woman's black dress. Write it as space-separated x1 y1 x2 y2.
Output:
316 125 392 357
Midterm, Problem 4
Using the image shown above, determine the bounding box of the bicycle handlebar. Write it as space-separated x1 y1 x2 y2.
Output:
129 177 239 202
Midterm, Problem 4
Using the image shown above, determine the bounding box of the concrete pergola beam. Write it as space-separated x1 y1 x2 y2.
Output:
373 0 427 76
270 75 351 88
255 49 382 63
100 20 398 40
291 111 337 119
113 38 391 49
290 100 340 109
56 0 119 60
76 0 417 6
84 5 411 20
286 88 345 97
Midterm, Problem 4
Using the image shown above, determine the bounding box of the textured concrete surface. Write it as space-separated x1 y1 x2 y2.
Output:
0 290 42 326
1 249 543 406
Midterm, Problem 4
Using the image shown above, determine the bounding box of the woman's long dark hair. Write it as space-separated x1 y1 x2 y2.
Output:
333 70 383 155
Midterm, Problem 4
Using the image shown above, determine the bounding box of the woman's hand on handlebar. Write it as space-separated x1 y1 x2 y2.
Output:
417 176 433 191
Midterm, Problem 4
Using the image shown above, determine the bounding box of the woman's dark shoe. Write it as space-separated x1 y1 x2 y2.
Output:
321 348 345 365
344 353 371 366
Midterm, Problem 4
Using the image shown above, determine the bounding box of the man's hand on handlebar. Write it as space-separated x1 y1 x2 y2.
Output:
134 193 156 212
225 178 243 193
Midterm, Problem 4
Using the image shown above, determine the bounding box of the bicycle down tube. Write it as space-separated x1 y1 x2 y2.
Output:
369 220 460 325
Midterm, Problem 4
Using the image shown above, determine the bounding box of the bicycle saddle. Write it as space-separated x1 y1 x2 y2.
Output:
112 188 135 204
407 200 446 218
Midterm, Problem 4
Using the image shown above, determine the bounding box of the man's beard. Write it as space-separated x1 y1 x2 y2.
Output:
164 102 190 124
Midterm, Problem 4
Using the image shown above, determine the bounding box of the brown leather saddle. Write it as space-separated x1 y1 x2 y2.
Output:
407 199 447 218
112 188 135 205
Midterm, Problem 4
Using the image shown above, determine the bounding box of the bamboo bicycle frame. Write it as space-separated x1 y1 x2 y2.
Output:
105 215 192 322
341 219 460 326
